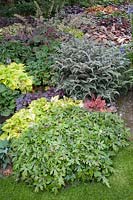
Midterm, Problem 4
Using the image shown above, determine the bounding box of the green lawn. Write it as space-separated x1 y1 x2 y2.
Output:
0 142 133 200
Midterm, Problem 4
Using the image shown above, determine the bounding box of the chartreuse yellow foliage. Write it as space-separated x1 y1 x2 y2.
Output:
1 97 82 140
0 62 32 92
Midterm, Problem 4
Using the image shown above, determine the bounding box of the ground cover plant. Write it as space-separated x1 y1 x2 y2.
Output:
0 142 133 200
52 3 131 45
0 98 129 193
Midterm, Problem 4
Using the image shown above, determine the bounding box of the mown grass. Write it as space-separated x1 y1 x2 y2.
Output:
0 142 133 200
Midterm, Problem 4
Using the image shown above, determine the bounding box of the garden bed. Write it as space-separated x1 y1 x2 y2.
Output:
0 0 133 194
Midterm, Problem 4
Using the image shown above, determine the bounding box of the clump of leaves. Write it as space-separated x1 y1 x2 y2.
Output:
7 98 129 192
63 5 84 15
16 87 64 111
84 95 117 113
0 83 20 117
28 24 59 47
52 38 131 101
1 98 81 139
0 40 32 64
0 62 33 93
53 12 95 34
84 95 106 112
26 43 58 86
85 5 119 15
58 24 84 39
0 34 58 87
0 139 11 170
0 23 25 38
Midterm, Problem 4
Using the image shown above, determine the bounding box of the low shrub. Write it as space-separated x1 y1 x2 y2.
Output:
52 38 131 101
6 97 129 192
0 84 19 117
55 12 95 32
0 62 32 93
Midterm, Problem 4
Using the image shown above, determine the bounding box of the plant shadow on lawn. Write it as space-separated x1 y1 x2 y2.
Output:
0 142 133 200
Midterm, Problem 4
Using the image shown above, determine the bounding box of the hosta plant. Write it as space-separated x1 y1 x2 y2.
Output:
52 38 131 101
7 97 129 192
0 62 32 93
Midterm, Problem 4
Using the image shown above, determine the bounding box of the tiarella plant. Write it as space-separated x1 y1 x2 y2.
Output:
52 38 131 101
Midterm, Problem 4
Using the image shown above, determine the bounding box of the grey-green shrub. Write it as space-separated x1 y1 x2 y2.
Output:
5 97 129 193
52 38 131 101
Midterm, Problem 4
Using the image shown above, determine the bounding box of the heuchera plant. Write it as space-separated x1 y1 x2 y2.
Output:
84 95 106 112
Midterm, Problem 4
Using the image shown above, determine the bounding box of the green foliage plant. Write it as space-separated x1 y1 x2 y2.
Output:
58 24 84 39
0 23 25 38
0 2 36 17
1 97 81 139
52 38 131 101
0 31 59 87
0 139 11 170
0 84 19 116
93 0 126 6
0 40 32 64
0 62 33 93
4 97 129 192
26 42 59 86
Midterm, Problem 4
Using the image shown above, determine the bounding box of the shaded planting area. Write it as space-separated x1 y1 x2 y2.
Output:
0 0 133 194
